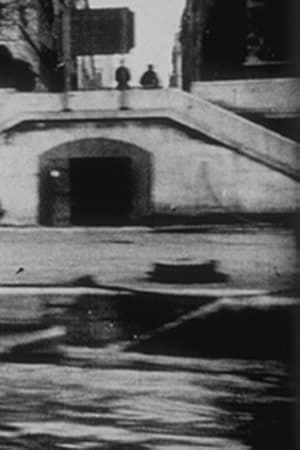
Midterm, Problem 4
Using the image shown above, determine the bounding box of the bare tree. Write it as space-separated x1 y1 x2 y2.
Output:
0 0 63 90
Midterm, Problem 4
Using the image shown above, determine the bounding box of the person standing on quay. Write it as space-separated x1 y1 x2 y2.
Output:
140 64 160 89
115 59 131 90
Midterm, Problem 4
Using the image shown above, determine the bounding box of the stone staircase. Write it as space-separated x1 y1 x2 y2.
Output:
0 88 299 181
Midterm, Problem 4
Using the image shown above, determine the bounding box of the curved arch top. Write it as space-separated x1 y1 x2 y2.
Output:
39 137 153 226
40 137 152 163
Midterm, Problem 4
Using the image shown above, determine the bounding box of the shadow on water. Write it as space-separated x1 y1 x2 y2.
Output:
207 365 296 450
223 398 295 450
51 290 299 363
53 291 208 348
128 299 298 361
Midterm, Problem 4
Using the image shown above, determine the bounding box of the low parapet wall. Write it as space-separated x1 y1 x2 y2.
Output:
191 78 300 116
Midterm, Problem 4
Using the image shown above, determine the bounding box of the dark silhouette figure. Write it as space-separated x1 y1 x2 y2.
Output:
140 64 159 89
115 60 130 90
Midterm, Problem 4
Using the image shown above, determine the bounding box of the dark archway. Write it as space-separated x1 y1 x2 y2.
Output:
39 138 153 226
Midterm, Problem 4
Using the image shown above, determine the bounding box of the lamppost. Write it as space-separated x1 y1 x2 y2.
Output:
61 0 72 110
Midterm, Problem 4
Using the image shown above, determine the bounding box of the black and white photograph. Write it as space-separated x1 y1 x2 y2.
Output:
0 0 299 448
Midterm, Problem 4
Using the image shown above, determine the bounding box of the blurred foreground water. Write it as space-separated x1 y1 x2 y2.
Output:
0 292 297 450
0 355 295 450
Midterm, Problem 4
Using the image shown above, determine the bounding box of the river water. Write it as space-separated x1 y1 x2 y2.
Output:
0 292 297 450
0 355 295 450
0 353 296 450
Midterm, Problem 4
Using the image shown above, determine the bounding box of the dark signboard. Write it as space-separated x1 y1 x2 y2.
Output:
71 8 134 55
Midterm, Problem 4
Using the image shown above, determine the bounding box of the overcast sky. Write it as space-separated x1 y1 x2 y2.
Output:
89 0 186 85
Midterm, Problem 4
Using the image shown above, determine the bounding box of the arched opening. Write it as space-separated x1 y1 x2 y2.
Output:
39 138 152 226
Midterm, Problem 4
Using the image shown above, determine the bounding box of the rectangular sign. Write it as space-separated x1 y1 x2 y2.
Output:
71 8 134 55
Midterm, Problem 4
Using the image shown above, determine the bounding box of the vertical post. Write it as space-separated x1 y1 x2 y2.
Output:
62 0 72 110
84 0 97 87
120 9 129 109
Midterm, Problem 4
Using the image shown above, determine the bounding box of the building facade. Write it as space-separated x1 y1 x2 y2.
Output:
180 0 292 90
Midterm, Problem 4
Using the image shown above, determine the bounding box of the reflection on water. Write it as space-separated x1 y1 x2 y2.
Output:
59 292 205 348
0 293 297 449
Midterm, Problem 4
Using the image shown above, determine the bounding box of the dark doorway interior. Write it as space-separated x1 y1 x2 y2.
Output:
70 157 133 225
